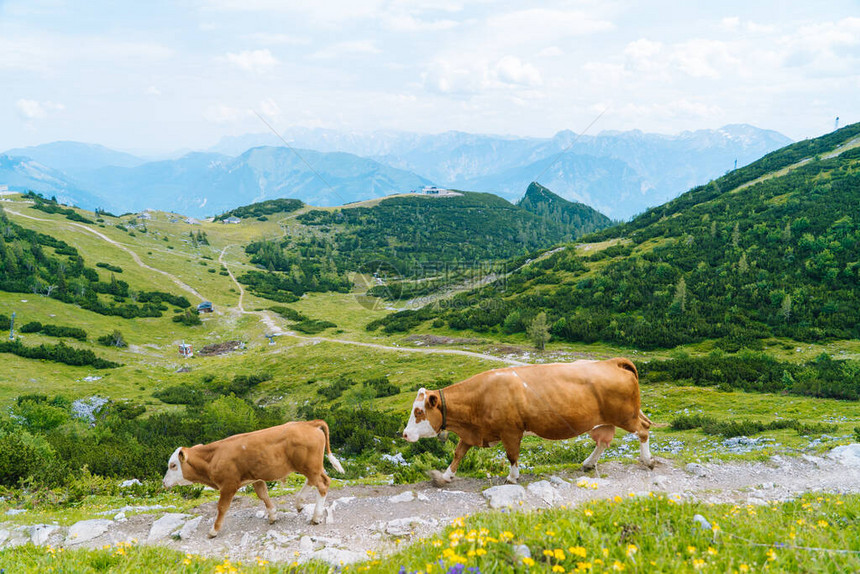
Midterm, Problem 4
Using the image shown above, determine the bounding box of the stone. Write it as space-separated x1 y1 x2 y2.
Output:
299 535 314 553
147 513 190 542
299 503 334 524
389 491 415 504
66 520 112 545
114 512 127 521
527 480 559 506
178 516 202 540
304 547 366 566
549 475 570 488
119 479 141 488
652 475 671 490
385 516 436 537
692 514 711 531
829 444 860 467
685 463 707 477
28 524 60 546
265 530 297 546
513 544 532 559
483 484 526 509
747 497 769 507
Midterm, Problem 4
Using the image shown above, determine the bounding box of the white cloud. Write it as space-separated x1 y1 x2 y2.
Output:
146 86 162 96
487 9 614 43
244 32 310 46
225 49 278 73
16 99 64 120
494 56 542 87
259 98 282 120
204 104 254 123
671 39 737 79
538 46 563 58
312 41 381 59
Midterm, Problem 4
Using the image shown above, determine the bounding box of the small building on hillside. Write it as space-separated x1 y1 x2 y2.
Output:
222 216 241 224
197 301 214 313
178 342 193 358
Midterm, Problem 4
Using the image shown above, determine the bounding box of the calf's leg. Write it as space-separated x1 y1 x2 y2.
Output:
582 425 614 471
209 486 238 537
253 481 278 524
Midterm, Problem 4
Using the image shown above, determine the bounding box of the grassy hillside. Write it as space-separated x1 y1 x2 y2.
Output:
393 124 860 353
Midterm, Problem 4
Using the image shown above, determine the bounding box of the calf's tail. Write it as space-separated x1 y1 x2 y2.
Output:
314 420 345 474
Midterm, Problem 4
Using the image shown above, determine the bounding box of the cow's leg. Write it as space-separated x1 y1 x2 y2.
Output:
618 411 655 469
582 425 614 471
253 481 278 524
294 479 312 512
430 439 471 487
306 472 331 525
501 433 523 484
209 487 238 537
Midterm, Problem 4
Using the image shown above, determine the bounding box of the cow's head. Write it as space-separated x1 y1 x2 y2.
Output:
402 387 442 442
162 447 192 488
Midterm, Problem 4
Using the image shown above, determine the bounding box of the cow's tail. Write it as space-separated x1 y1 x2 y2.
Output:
315 420 345 474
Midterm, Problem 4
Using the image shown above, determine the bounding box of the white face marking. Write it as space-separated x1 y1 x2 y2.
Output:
162 447 192 488
402 388 438 442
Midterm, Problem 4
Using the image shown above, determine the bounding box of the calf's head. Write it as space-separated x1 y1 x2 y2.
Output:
162 447 193 488
402 388 442 442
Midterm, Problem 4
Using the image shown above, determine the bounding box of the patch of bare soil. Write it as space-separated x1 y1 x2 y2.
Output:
197 340 244 356
404 334 486 346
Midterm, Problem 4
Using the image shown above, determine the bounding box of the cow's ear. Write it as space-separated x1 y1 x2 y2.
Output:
427 394 439 409
178 448 186 462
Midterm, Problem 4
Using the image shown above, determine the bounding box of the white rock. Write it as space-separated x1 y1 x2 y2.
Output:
255 510 267 519
385 516 436 537
417 492 430 502
114 512 126 521
147 513 190 542
829 444 860 467
652 475 671 490
120 479 141 488
299 504 334 524
685 463 707 477
304 547 366 566
758 482 775 490
265 530 297 546
5 509 26 516
527 480 559 506
178 516 202 540
692 514 711 531
747 497 769 507
0 529 9 547
29 524 60 546
549 475 570 488
513 544 531 559
239 532 253 548
483 484 526 509
389 491 415 504
312 535 343 546
66 520 112 545
299 535 314 553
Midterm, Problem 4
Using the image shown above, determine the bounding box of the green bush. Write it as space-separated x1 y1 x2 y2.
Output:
318 377 355 401
291 319 337 334
97 330 127 347
365 376 399 398
202 395 258 440
0 430 63 487
20 321 42 333
153 385 205 406
172 309 201 326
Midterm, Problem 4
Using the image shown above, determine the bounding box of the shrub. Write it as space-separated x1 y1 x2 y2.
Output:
203 396 258 440
172 309 201 326
268 306 307 322
318 377 355 401
0 430 61 487
41 324 88 340
365 376 399 398
153 385 205 406
20 321 43 333
291 319 337 334
97 330 127 347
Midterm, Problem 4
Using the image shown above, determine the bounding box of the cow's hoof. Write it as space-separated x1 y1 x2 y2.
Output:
581 463 595 472
268 513 278 524
207 529 219 538
428 470 451 488
311 515 323 525
505 477 519 485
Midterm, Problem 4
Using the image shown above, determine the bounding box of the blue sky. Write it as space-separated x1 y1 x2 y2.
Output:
2 0 859 154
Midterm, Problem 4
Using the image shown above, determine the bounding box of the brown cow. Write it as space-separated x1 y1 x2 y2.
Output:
402 358 653 485
162 420 344 537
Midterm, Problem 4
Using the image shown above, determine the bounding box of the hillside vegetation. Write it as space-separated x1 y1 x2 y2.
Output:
392 124 860 352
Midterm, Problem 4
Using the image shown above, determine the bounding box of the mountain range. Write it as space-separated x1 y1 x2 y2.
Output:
1 125 791 219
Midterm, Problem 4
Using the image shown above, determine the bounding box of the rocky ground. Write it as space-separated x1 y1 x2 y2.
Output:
1 445 858 567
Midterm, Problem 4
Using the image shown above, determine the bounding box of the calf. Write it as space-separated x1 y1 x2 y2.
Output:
162 420 344 537
402 358 654 485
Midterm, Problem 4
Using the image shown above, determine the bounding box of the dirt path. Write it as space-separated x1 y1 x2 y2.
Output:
4 450 858 565
218 245 527 366
5 207 205 301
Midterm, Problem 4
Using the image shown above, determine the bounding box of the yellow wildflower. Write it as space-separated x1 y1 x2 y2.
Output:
584 509 594 517
522 556 535 567
555 549 566 560
569 546 587 558
692 558 705 569
612 560 626 571
687 546 697 554
552 566 565 573
707 547 717 556
766 548 776 562
739 564 749 572
626 544 637 558
544 550 556 558
818 520 828 528
475 548 487 556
